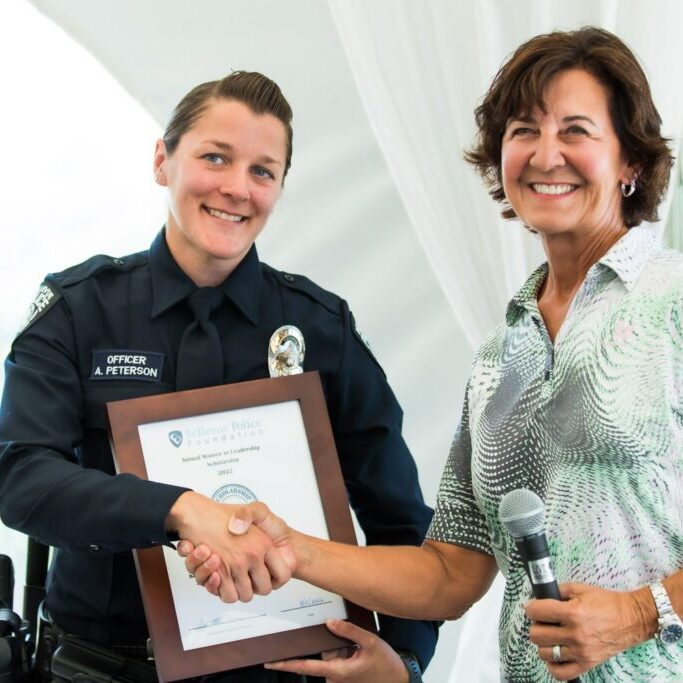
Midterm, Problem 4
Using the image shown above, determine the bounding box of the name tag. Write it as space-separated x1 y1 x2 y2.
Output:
90 350 165 382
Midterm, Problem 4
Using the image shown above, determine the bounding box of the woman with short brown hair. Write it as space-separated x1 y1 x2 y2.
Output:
187 28 683 682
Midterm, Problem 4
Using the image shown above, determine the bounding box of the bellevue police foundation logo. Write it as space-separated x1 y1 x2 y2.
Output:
168 430 183 448
211 484 257 503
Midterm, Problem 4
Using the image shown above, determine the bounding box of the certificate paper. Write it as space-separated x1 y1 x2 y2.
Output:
137 400 347 650
107 373 375 682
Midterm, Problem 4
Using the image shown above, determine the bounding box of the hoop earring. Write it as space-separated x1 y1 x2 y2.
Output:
621 178 636 198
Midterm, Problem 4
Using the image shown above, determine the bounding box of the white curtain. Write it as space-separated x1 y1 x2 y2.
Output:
664 147 683 250
327 0 683 351
326 1 683 681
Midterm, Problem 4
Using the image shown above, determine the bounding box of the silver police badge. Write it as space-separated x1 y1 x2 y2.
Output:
268 325 305 377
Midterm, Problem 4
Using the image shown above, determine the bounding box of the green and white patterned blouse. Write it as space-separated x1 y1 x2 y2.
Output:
428 224 683 682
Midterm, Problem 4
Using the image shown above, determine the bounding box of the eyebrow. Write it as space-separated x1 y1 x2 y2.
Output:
206 140 283 167
508 115 536 124
507 114 597 126
562 115 597 126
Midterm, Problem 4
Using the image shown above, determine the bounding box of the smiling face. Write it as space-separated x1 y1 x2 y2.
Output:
154 98 287 283
501 69 635 237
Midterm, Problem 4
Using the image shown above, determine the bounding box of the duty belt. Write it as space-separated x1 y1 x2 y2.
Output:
37 619 155 682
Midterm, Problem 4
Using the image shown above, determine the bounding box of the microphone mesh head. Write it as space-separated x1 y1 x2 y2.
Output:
498 489 545 539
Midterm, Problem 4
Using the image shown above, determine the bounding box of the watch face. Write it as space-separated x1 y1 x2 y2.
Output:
661 622 683 645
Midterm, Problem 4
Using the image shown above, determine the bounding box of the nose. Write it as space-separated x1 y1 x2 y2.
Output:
529 133 565 172
218 166 250 202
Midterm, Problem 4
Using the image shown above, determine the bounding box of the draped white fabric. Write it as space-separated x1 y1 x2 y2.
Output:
327 1 683 681
664 146 683 250
327 0 683 350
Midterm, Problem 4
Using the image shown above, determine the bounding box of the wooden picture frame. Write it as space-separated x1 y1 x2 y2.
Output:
106 372 374 682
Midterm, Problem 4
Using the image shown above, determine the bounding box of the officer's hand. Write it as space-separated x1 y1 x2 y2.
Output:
177 541 222 596
177 501 298 601
264 619 410 682
166 492 294 602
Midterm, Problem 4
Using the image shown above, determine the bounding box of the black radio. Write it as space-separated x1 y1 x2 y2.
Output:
0 554 33 683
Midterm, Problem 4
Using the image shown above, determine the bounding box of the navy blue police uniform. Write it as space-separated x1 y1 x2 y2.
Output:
0 229 437 681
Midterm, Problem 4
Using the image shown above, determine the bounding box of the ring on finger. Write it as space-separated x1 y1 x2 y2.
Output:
552 644 564 663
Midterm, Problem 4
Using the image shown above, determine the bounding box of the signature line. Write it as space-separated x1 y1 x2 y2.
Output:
189 614 266 631
281 601 334 613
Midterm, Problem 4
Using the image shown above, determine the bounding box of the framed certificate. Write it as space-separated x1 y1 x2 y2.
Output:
106 372 375 682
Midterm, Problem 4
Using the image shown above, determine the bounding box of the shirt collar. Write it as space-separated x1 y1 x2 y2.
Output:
596 223 661 292
505 225 662 326
506 262 548 326
149 228 262 324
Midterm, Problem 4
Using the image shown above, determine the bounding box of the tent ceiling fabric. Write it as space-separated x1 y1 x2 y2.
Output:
26 1 471 680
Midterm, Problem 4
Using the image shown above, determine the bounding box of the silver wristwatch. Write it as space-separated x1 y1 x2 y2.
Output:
649 580 683 646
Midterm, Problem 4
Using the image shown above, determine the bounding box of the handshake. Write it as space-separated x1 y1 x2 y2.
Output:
167 491 301 603
165 492 419 681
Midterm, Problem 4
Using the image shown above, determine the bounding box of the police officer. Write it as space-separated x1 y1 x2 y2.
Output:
0 72 436 682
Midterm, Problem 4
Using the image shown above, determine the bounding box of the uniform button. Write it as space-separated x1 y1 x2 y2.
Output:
283 274 294 282
88 544 101 552
113 258 124 265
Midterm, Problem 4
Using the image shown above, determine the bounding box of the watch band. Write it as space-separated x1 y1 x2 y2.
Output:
650 580 674 620
398 651 423 683
649 579 683 646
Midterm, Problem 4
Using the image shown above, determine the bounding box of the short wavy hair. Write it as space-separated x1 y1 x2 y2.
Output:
465 27 673 227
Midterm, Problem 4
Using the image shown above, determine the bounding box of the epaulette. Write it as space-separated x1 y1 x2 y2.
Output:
265 265 342 317
50 250 147 288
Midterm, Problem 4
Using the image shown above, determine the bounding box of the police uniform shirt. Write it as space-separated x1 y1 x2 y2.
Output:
0 229 437 673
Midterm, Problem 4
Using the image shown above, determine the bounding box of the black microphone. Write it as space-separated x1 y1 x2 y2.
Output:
499 489 560 599
499 489 581 683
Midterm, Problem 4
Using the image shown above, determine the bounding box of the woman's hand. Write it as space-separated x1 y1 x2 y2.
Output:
264 619 410 683
524 582 655 681
180 503 498 621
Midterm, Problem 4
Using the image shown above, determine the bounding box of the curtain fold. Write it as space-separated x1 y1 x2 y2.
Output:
327 1 683 680
664 151 683 250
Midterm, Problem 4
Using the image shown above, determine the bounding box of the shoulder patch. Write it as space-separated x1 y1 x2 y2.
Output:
17 281 62 337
